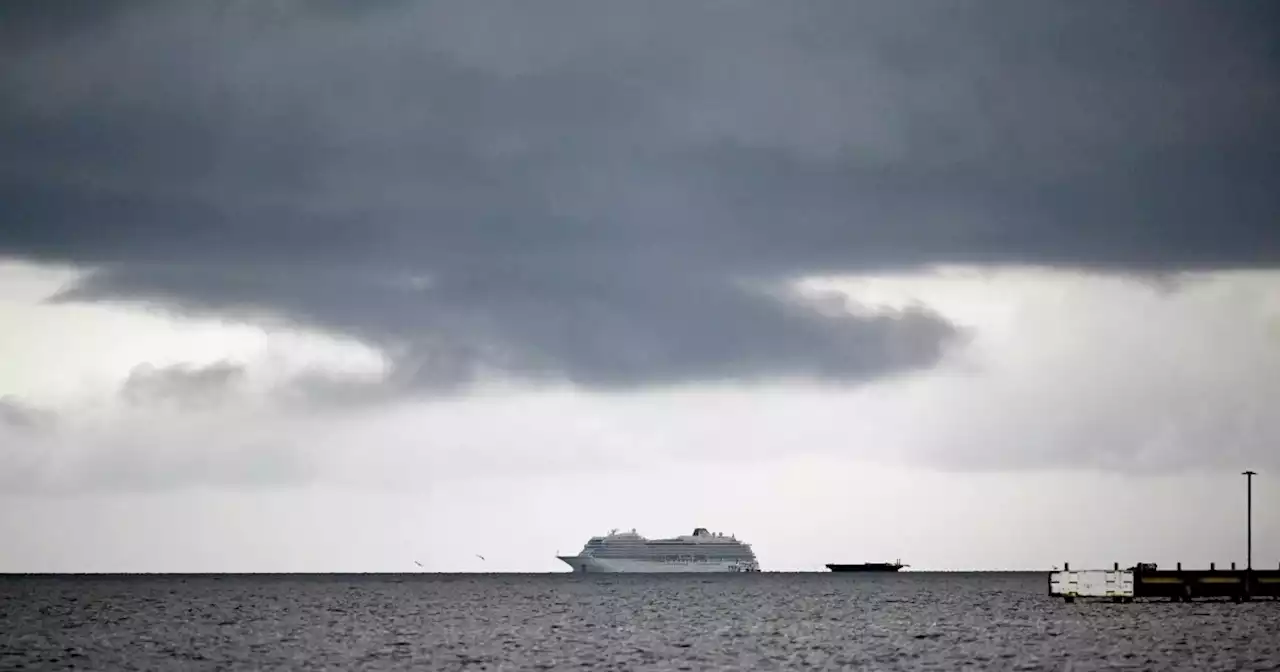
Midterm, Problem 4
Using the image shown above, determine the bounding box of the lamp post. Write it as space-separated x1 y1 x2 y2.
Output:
1242 470 1256 570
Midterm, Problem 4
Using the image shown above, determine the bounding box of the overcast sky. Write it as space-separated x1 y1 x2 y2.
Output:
2 0 1278 572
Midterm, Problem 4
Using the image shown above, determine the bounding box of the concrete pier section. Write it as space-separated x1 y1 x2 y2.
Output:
1050 562 1280 603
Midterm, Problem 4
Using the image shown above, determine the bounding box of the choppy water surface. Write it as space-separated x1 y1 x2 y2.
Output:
3 572 1278 670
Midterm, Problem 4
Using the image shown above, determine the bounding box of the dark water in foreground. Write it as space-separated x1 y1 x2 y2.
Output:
3 572 1278 671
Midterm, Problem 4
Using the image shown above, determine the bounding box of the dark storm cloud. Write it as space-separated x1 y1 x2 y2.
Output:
121 361 247 409
2 0 1278 392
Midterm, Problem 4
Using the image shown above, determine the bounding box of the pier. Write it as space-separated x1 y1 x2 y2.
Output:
1049 469 1277 602
1050 562 1280 602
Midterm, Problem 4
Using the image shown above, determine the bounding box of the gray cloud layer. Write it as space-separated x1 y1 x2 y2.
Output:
0 397 54 432
121 361 247 409
2 1 1277 391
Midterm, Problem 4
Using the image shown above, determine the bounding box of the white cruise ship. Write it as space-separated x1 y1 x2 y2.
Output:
557 527 761 573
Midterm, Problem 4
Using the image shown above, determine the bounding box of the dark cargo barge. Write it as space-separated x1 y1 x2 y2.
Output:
826 560 907 573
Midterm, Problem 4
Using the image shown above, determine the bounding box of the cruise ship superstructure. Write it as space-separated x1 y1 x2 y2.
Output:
557 527 761 573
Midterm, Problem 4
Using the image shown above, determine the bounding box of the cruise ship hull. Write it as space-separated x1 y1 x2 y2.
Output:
558 556 758 573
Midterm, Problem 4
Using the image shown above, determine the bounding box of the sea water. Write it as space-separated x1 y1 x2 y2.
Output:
3 572 1277 670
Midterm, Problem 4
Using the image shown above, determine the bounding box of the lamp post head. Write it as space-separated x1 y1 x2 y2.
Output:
1243 470 1257 476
